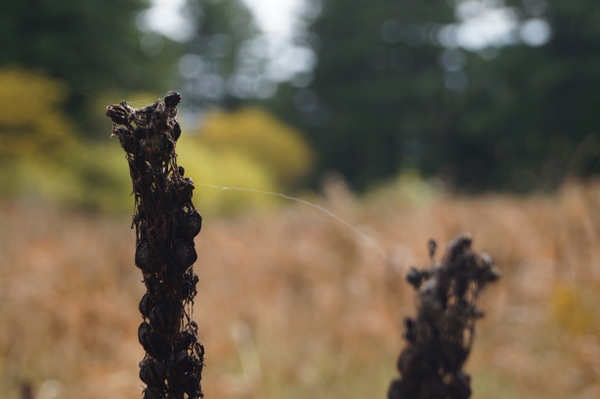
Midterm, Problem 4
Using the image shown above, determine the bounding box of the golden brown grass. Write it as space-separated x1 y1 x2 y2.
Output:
2 179 600 399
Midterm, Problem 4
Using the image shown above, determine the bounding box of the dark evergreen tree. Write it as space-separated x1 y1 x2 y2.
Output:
0 0 181 136
267 0 600 191
455 1 600 190
268 0 458 190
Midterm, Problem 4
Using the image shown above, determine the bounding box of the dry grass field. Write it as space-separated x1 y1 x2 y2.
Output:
2 178 600 399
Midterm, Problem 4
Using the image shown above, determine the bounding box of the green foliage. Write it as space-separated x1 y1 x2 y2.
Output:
268 0 457 190
12 144 132 213
195 107 314 187
0 68 77 161
0 67 76 197
0 0 180 137
175 106 316 215
267 0 600 192
177 142 279 215
0 67 311 214
0 67 131 212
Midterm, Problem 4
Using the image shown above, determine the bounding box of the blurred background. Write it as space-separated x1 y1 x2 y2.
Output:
1 0 600 398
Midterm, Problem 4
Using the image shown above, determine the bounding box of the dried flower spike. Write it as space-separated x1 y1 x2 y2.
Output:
108 93 204 399
388 236 500 399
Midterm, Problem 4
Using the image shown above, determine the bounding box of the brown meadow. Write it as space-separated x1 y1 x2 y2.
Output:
1 179 600 399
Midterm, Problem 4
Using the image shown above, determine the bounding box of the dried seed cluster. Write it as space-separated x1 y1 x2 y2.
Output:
388 236 500 399
107 92 204 399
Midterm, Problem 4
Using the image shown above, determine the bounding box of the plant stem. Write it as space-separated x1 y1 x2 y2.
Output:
107 92 204 399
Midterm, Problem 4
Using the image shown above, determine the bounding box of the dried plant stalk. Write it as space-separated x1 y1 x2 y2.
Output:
107 92 204 399
388 236 500 399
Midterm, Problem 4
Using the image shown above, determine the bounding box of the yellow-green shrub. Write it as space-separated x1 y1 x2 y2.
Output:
193 107 314 188
0 67 77 161
0 68 133 212
177 142 278 215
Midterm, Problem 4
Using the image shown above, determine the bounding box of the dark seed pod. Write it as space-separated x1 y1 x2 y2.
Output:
139 293 154 318
134 126 150 140
138 322 153 347
181 273 199 299
173 351 201 374
173 240 197 271
136 240 159 272
149 305 172 332
138 322 165 358
178 178 195 206
139 358 167 387
174 331 196 352
164 91 182 108
406 267 425 289
143 386 164 399
183 372 202 399
112 126 129 139
106 104 130 125
119 133 137 154
172 121 182 141
160 133 174 154
177 209 202 239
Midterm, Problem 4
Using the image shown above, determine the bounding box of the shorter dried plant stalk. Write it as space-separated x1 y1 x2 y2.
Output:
107 92 204 399
388 236 500 399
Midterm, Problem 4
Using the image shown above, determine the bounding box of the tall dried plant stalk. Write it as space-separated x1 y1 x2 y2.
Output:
107 92 204 399
388 236 500 399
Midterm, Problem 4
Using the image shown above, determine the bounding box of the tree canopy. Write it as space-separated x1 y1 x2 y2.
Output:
267 0 600 192
0 0 180 135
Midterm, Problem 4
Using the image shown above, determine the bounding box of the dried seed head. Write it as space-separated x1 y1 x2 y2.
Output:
138 322 153 347
177 209 202 239
119 133 137 154
173 240 198 272
164 91 182 109
173 351 201 374
182 372 203 399
110 93 203 398
182 272 199 299
149 305 173 332
174 331 196 352
172 121 182 141
406 267 425 289
139 293 154 318
390 237 499 399
106 104 130 125
139 358 167 387
136 240 159 272
177 177 195 207
143 386 164 399
479 253 501 282
138 322 165 358
446 235 472 263
134 126 150 140
140 133 173 164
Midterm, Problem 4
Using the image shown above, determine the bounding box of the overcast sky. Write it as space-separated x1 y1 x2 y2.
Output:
143 0 304 43
142 0 550 83
142 0 313 82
